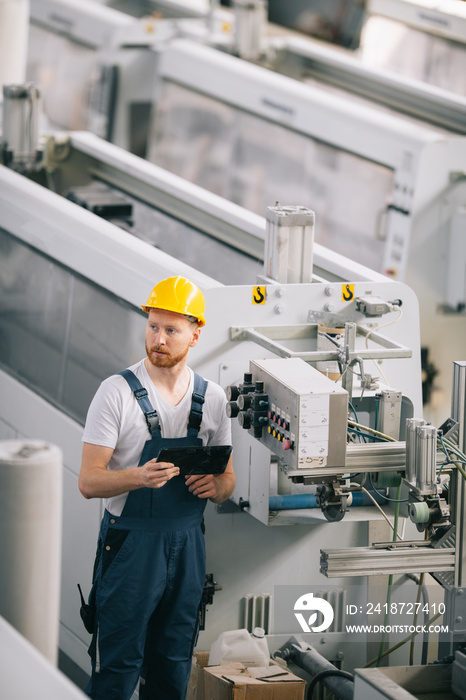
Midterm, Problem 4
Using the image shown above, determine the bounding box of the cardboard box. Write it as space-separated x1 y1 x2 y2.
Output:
187 653 305 700
186 652 210 700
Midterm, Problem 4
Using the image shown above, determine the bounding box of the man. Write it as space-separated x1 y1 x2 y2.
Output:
79 276 235 700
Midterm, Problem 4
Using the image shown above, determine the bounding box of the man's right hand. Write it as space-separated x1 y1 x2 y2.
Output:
79 443 180 499
139 459 180 489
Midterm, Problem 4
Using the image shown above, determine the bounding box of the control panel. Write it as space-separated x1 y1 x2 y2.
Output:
227 358 348 475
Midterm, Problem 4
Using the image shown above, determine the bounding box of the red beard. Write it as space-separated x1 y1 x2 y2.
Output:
145 342 189 369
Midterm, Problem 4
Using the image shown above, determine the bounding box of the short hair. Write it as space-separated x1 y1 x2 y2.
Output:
184 314 200 326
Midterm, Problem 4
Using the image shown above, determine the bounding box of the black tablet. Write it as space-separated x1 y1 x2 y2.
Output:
156 445 232 476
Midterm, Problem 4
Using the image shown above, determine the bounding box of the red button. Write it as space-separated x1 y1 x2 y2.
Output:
283 439 291 450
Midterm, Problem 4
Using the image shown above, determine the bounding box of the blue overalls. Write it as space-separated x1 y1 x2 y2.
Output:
86 369 208 700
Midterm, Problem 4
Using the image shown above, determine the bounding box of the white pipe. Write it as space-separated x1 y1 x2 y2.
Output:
0 440 62 664
0 0 30 90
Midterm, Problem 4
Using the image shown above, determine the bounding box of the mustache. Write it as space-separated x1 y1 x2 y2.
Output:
150 346 169 355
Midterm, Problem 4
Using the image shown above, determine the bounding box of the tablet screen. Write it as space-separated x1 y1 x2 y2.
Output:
156 445 232 476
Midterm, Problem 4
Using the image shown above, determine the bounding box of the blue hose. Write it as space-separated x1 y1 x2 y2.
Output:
269 491 385 510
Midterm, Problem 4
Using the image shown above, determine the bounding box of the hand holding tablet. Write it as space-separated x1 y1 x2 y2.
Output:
156 445 232 477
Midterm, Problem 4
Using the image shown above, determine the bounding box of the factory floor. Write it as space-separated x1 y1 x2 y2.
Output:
59 651 89 692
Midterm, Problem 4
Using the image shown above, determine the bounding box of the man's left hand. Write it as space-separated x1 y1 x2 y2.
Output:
184 456 235 504
185 474 218 500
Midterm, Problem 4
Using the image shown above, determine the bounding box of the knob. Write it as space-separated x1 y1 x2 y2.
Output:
226 385 239 401
238 394 253 410
238 411 252 429
226 401 239 418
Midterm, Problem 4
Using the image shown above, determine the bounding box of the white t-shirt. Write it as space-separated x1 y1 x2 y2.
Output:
82 359 232 516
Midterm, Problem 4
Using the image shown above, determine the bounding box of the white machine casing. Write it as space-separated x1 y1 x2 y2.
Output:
243 358 348 474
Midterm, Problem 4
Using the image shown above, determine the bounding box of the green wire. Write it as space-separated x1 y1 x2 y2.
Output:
348 428 386 443
348 401 359 423
443 437 466 462
348 402 367 443
364 612 442 668
455 461 466 481
437 436 466 482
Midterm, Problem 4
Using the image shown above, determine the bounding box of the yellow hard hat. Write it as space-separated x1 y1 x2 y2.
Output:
142 276 206 326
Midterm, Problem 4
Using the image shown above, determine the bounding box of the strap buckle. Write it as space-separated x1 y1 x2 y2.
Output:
145 411 160 433
188 410 202 431
134 388 148 400
192 391 205 405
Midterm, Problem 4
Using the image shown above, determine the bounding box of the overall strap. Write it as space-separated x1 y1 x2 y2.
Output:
187 373 208 435
118 369 160 435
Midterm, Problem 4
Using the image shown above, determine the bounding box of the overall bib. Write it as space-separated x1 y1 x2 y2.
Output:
86 369 208 700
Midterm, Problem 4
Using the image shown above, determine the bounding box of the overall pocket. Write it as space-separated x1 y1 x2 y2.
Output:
101 528 130 578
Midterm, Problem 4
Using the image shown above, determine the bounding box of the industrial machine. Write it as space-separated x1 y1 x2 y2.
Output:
359 0 466 96
0 100 431 672
2 76 466 694
23 0 466 426
26 0 233 148
148 37 466 424
1 4 465 694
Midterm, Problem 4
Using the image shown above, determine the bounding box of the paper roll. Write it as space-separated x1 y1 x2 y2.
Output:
0 0 30 89
0 440 62 664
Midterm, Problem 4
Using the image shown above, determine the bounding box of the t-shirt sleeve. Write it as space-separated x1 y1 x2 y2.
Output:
205 382 232 446
82 377 124 449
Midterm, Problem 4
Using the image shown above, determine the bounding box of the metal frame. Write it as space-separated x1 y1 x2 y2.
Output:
156 38 439 177
321 541 456 578
29 0 134 49
46 131 391 284
230 323 412 362
450 362 466 588
67 131 266 260
270 34 466 133
366 0 466 44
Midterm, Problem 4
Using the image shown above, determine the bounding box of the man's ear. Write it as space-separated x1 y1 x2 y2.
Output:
189 326 201 348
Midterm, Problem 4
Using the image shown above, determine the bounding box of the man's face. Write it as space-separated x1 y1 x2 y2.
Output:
145 308 201 369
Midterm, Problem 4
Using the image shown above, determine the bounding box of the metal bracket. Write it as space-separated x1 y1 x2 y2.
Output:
216 499 244 514
230 323 412 362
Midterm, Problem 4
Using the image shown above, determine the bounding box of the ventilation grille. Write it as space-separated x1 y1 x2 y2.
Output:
240 590 347 634
240 594 272 634
316 588 346 633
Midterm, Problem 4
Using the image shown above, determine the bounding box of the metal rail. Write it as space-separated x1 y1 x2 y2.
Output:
321 543 456 578
230 324 412 361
